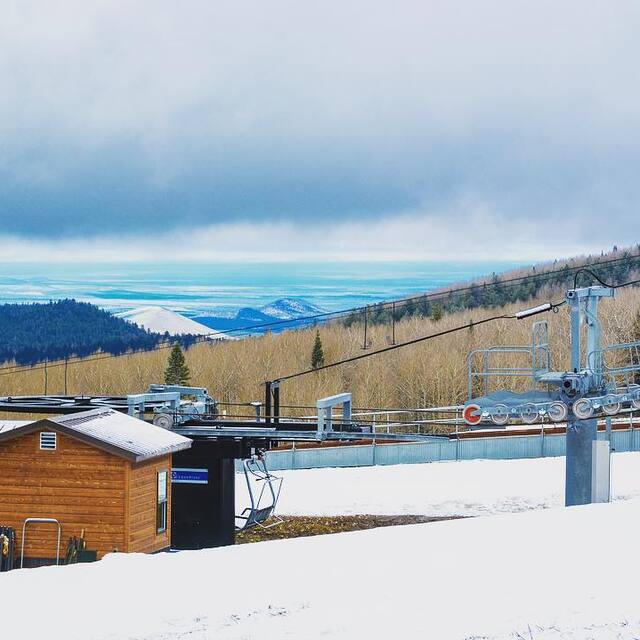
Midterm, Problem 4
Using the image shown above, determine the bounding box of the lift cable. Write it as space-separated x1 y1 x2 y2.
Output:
250 250 640 340
0 253 638 379
272 301 564 384
270 269 640 386
573 267 640 291
175 410 417 426
0 274 569 378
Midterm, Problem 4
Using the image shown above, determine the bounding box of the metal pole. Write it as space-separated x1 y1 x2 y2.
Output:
363 306 368 349
565 417 598 506
272 382 280 427
565 294 584 506
565 289 599 506
482 352 488 396
455 408 460 461
265 382 272 427
391 301 396 345
569 294 581 373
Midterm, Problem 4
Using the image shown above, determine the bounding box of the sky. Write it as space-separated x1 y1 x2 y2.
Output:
0 0 639 262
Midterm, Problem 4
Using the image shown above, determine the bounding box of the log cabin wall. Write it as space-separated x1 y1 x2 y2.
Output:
128 455 172 553
0 431 127 561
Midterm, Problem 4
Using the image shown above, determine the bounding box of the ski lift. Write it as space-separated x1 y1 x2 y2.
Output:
235 454 283 532
462 288 640 427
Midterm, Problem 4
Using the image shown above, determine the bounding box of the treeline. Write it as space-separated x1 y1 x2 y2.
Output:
8 286 640 416
343 247 640 327
0 299 199 365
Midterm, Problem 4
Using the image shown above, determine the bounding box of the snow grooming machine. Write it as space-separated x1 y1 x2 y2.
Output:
235 454 283 532
463 286 640 427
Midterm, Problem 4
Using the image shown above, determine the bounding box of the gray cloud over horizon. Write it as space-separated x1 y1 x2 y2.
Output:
1 0 639 247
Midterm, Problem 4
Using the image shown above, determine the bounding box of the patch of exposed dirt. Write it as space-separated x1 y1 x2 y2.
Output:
236 514 463 544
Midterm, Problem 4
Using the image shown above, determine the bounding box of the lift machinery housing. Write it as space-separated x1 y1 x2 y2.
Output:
463 286 640 427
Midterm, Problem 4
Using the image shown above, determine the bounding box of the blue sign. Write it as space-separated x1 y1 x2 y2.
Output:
172 468 208 484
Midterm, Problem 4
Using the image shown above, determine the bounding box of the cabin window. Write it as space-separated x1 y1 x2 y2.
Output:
39 432 57 450
157 470 168 533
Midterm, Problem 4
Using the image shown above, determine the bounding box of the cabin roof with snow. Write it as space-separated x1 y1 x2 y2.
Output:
0 407 191 462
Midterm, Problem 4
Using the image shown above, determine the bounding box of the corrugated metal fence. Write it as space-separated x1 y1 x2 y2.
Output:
240 428 640 472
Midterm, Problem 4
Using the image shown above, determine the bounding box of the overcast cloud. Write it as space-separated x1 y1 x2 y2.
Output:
0 1 638 259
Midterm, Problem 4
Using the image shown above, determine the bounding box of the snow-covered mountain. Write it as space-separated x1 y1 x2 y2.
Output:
116 307 231 340
192 297 326 335
259 297 324 320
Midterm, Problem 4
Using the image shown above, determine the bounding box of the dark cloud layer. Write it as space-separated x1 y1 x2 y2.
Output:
1 1 639 238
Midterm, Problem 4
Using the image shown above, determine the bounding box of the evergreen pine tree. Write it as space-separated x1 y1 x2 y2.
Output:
164 344 191 385
311 330 325 369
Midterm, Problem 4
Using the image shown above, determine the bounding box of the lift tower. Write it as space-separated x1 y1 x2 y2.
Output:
463 284 640 507
563 286 614 506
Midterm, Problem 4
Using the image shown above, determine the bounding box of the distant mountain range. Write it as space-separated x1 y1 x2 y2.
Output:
117 298 324 337
0 297 325 365
192 297 325 334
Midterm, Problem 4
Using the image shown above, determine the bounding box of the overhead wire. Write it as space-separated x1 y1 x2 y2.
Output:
272 296 569 384
274 311 516 383
573 267 640 291
1 252 639 379
271 266 640 385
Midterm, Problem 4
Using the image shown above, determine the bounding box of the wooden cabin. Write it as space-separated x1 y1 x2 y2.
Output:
0 408 191 567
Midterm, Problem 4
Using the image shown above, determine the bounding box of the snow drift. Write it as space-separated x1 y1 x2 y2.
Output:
2 499 640 639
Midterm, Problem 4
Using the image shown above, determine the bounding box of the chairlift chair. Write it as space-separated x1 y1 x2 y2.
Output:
235 455 283 532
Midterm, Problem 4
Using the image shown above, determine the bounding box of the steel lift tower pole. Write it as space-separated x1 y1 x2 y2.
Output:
463 282 640 503
565 286 614 506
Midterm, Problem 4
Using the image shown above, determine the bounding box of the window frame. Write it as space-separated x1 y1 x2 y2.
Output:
156 470 168 534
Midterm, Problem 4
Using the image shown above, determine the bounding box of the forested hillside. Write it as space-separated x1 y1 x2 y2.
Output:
3 247 640 408
0 299 196 365
4 248 640 413
344 247 640 327
6 286 640 415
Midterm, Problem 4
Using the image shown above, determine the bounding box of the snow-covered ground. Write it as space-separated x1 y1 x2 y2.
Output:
116 306 231 338
3 499 640 639
264 452 640 517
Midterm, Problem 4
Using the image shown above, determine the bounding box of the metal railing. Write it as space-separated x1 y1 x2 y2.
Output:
467 320 551 400
596 339 640 387
248 414 640 472
20 518 61 568
297 406 466 435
